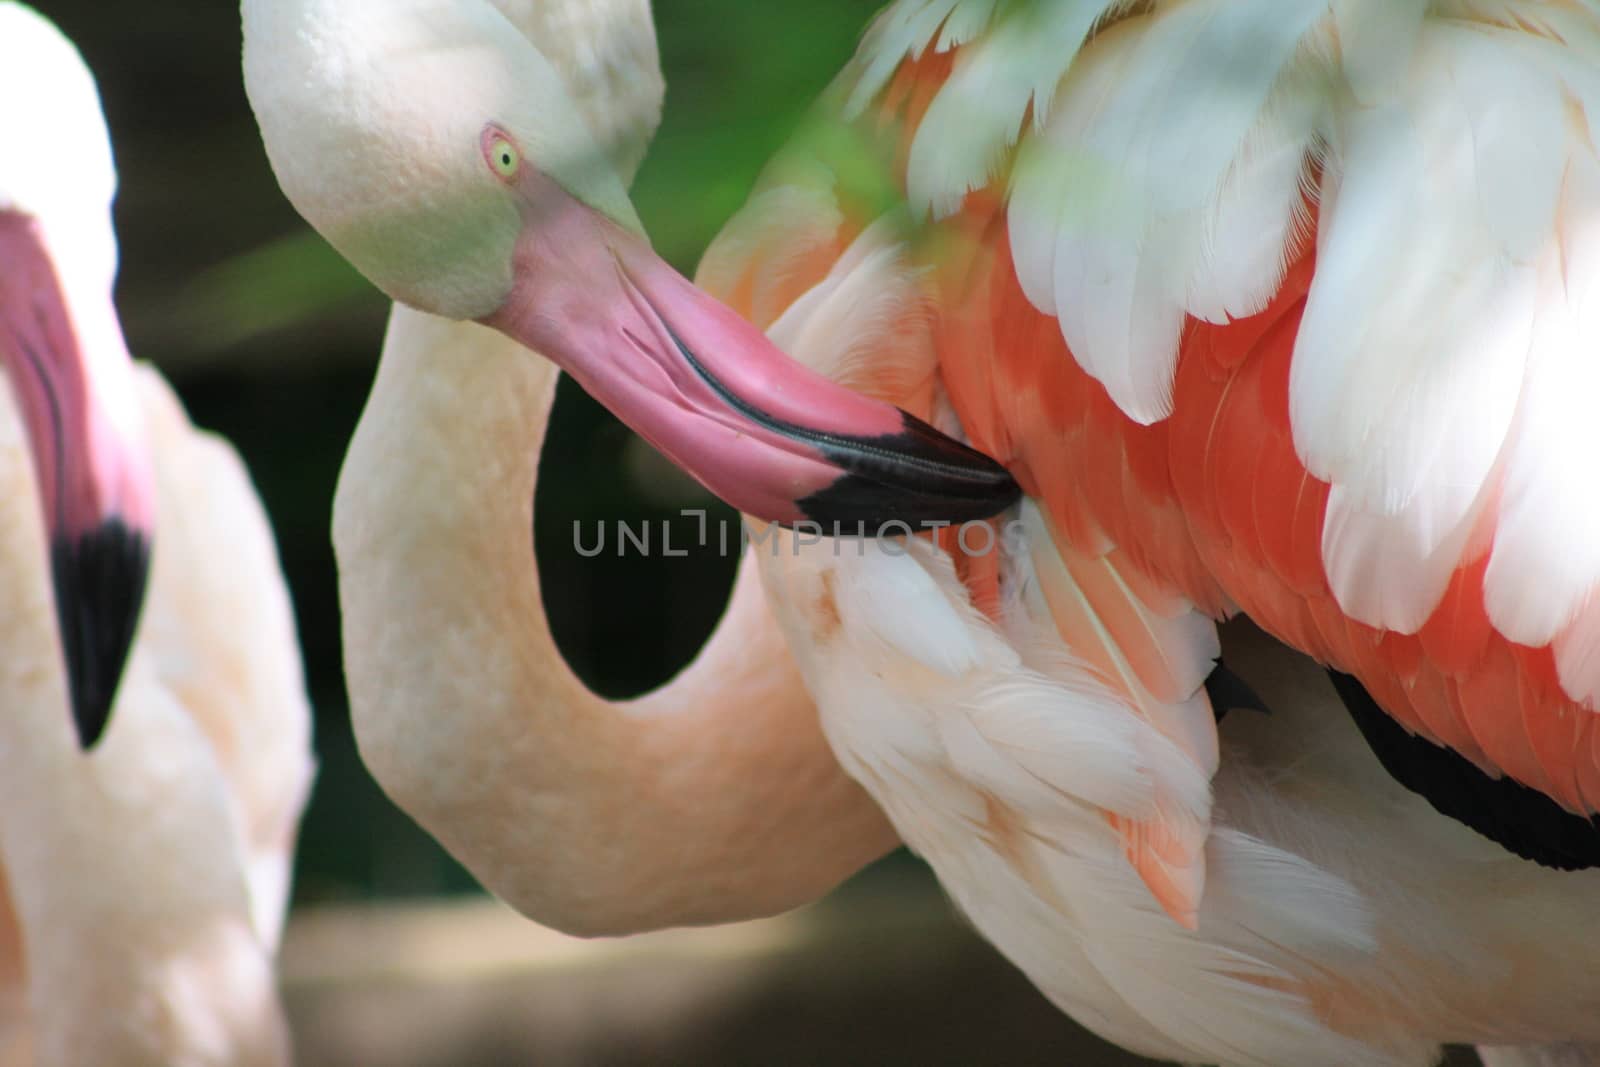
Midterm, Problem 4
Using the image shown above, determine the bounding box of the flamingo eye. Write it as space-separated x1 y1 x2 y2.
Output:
484 131 520 181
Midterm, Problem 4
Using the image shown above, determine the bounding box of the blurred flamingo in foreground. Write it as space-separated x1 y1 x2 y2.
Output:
0 6 314 1064
244 0 1600 1063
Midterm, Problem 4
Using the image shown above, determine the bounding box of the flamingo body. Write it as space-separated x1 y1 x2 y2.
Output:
836 1 1600 841
742 219 1600 1066
0 8 314 1062
701 1 1600 1060
694 0 1600 907
0 363 314 1067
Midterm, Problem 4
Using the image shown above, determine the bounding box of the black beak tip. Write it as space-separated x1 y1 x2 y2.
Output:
50 519 151 749
796 411 1021 533
1205 659 1273 723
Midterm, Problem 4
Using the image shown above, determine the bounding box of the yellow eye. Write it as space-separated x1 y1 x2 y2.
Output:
480 125 524 183
489 137 519 179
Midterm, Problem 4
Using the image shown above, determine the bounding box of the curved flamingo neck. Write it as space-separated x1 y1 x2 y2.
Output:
333 304 895 935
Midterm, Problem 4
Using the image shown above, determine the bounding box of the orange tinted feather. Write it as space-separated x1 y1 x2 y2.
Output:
914 124 1600 819
713 43 1600 930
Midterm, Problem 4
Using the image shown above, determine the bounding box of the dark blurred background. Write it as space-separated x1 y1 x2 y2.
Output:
30 2 1459 1065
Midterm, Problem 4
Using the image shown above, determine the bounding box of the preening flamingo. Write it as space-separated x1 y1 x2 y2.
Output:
243 0 1600 1063
0 6 314 1063
244 0 905 934
749 223 1600 1067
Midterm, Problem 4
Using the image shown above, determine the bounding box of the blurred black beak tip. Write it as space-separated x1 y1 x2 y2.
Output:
796 410 1021 534
50 519 151 750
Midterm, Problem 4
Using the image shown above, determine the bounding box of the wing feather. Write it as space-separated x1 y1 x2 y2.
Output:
1486 144 1600 655
906 0 1109 218
1009 1 1326 423
1294 28 1562 631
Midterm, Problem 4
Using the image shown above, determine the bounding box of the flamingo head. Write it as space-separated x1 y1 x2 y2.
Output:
244 0 1019 531
0 3 154 748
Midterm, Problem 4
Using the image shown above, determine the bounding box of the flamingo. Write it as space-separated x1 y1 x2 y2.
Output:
243 0 1600 1063
748 224 1600 1067
242 0 938 936
0 6 314 1064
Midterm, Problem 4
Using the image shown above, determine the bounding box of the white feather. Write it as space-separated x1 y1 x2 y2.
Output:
1006 18 1131 320
1186 75 1321 322
1297 36 1557 473
1320 479 1490 634
1331 0 1427 103
946 677 1167 818
1010 1 1325 423
1016 499 1222 775
1485 115 1600 652
907 0 1111 218
757 517 1403 1066
765 215 936 396
844 0 968 119
934 0 1000 51
909 552 1383 1065
1293 27 1564 630
835 538 987 677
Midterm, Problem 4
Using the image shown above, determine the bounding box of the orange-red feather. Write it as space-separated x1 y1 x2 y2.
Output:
862 48 1600 822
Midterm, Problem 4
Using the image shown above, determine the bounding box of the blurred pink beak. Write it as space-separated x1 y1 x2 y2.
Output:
482 147 1018 533
0 210 153 748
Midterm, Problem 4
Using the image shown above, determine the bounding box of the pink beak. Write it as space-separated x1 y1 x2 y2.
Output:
0 210 153 748
482 155 1018 533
